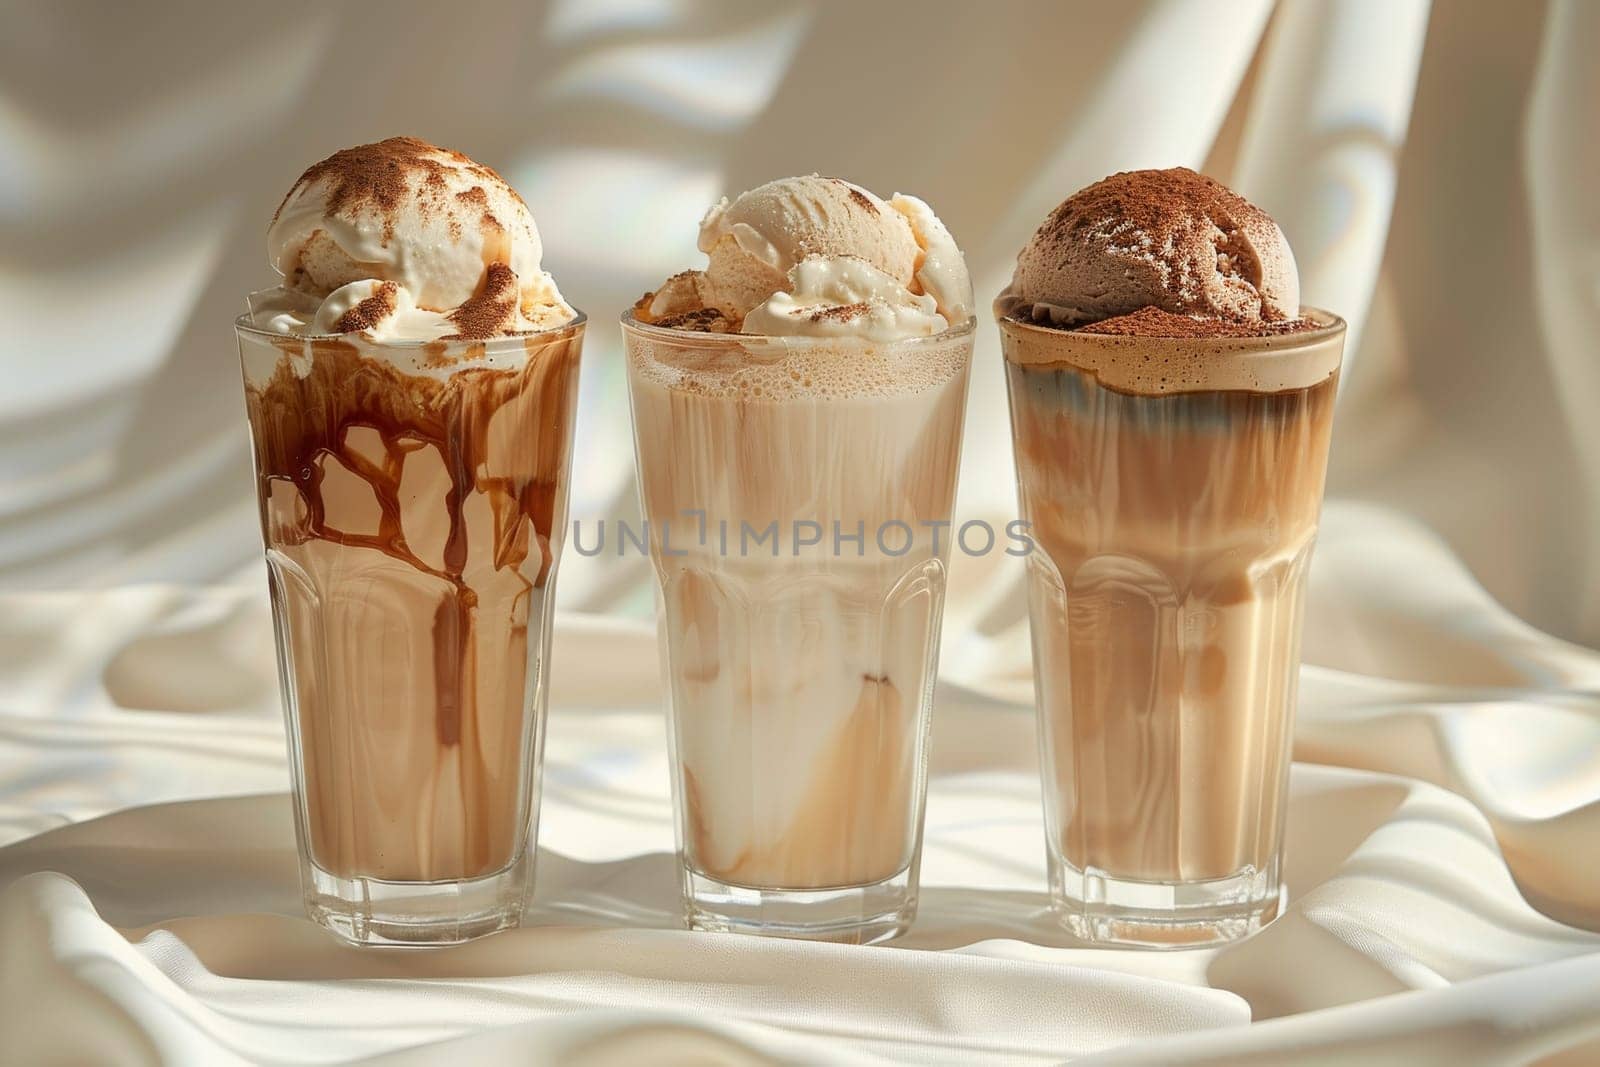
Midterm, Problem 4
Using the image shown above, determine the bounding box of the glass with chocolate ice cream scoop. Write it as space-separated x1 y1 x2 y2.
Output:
999 306 1344 947
236 314 585 945
622 313 974 944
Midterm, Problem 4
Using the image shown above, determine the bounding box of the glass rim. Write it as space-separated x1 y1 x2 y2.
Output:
233 307 588 348
993 302 1346 353
619 308 977 348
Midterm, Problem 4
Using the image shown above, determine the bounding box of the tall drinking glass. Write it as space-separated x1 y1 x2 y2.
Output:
1000 306 1344 946
236 315 585 945
622 314 973 944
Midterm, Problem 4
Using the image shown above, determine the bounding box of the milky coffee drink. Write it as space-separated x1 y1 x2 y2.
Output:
627 175 974 943
237 138 583 945
999 169 1345 946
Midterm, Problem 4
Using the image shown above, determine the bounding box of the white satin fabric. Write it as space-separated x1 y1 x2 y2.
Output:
2 561 1599 1064
3 0 1599 1062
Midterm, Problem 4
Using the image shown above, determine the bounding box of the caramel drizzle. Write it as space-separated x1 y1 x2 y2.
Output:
246 334 579 745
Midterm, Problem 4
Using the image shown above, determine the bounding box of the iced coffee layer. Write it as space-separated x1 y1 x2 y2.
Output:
997 304 1343 395
1008 357 1337 882
626 322 970 890
242 325 581 882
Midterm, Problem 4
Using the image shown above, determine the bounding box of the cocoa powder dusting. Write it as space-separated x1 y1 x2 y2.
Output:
809 302 871 323
1043 167 1251 244
1074 306 1318 338
453 187 490 240
331 281 399 334
274 137 518 245
447 263 519 339
843 184 879 215
276 137 441 241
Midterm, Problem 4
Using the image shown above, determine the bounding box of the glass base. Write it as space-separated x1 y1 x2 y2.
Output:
303 858 530 947
683 865 917 945
1050 856 1284 949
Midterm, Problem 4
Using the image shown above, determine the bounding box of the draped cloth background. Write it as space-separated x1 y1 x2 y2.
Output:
3 0 1599 1062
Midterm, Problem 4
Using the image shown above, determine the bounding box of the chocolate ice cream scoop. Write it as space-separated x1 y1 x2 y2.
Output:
1003 167 1299 327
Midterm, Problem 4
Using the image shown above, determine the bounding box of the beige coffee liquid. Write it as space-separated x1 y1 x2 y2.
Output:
1002 313 1340 885
242 328 581 882
626 325 970 890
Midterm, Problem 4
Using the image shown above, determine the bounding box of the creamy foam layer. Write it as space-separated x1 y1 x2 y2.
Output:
997 304 1343 395
625 315 972 401
625 321 973 889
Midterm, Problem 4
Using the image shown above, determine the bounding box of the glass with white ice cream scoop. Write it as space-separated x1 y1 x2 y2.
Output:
622 313 974 944
237 315 585 945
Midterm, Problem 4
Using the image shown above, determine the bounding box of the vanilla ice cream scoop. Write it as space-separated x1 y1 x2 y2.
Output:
696 175 920 317
1003 167 1298 326
741 257 947 341
257 136 572 340
640 174 971 340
